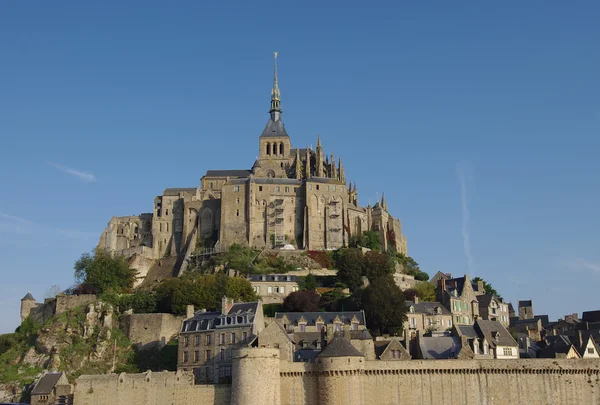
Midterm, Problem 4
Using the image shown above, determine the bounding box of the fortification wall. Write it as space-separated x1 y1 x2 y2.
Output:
74 371 231 405
55 295 97 315
279 359 600 405
121 313 184 350
74 359 600 405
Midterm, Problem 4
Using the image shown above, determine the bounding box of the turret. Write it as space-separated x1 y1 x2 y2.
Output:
20 292 36 322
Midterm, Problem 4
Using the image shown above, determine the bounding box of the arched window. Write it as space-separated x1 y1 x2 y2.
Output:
266 143 271 155
279 142 284 155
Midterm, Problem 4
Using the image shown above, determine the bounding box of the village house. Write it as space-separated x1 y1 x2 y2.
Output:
404 297 453 338
476 294 510 327
178 297 264 383
30 372 73 405
455 320 518 359
436 274 480 325
247 274 299 304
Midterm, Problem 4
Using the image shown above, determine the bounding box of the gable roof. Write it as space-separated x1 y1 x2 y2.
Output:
406 301 451 316
317 333 364 358
474 320 517 348
32 373 64 395
419 336 461 359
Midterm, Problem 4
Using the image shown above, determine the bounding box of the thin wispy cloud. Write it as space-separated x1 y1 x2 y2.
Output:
0 212 34 235
456 162 475 275
568 259 600 274
47 162 96 183
0 212 94 240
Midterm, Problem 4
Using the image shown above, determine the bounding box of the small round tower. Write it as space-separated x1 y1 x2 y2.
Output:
316 333 365 405
20 292 36 322
231 347 280 405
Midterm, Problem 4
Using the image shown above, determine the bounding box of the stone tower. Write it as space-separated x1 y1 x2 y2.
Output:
231 347 280 405
20 292 36 322
519 300 534 320
316 333 365 405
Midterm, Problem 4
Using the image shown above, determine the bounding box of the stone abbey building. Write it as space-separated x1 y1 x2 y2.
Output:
98 54 407 263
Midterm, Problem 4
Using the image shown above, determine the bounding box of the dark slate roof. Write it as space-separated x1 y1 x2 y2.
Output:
374 341 390 358
406 301 451 316
419 336 461 359
508 303 516 316
21 292 35 301
582 310 600 324
534 315 550 328
248 274 299 282
162 188 196 196
260 117 289 138
32 373 63 395
476 294 500 309
181 302 259 332
456 325 479 339
351 329 373 340
275 311 366 326
519 300 532 307
317 333 364 358
294 332 324 351
204 170 252 178
475 320 517 348
539 343 578 358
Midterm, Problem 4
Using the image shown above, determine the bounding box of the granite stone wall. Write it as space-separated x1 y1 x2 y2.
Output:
74 372 230 405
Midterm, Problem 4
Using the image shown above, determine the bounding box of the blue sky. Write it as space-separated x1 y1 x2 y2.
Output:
1 2 599 333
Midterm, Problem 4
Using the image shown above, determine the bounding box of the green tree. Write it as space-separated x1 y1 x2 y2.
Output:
353 277 407 336
395 253 429 281
334 248 364 292
154 274 258 315
363 251 395 282
362 231 381 251
472 277 502 299
403 282 436 301
74 248 137 294
298 274 318 291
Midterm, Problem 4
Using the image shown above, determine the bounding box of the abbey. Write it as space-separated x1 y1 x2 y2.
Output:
98 54 407 262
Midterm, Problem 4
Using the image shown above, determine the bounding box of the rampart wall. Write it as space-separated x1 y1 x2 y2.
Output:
74 372 231 405
120 313 184 350
55 294 97 315
74 358 600 405
279 359 600 405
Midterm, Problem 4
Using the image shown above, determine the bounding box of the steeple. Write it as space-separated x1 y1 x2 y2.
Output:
381 193 387 210
269 52 281 120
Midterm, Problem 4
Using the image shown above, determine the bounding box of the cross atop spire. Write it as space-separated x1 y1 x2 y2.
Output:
270 52 281 118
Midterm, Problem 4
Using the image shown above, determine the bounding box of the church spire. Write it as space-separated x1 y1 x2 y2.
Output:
269 52 281 120
381 193 387 210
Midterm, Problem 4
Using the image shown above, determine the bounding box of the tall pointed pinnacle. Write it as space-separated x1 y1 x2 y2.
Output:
381 193 387 210
339 156 345 183
317 134 322 148
269 52 281 119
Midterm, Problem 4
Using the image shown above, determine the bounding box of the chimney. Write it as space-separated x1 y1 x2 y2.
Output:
221 296 234 314
413 296 419 304
186 305 195 319
477 280 484 294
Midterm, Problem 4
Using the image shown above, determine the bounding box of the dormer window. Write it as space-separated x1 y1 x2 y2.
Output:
409 306 415 314
316 321 324 331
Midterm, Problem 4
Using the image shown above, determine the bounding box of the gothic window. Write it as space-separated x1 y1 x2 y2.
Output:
266 143 271 155
280 142 284 155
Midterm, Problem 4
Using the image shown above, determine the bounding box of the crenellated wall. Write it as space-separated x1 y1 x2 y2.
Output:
74 371 230 405
74 358 600 405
